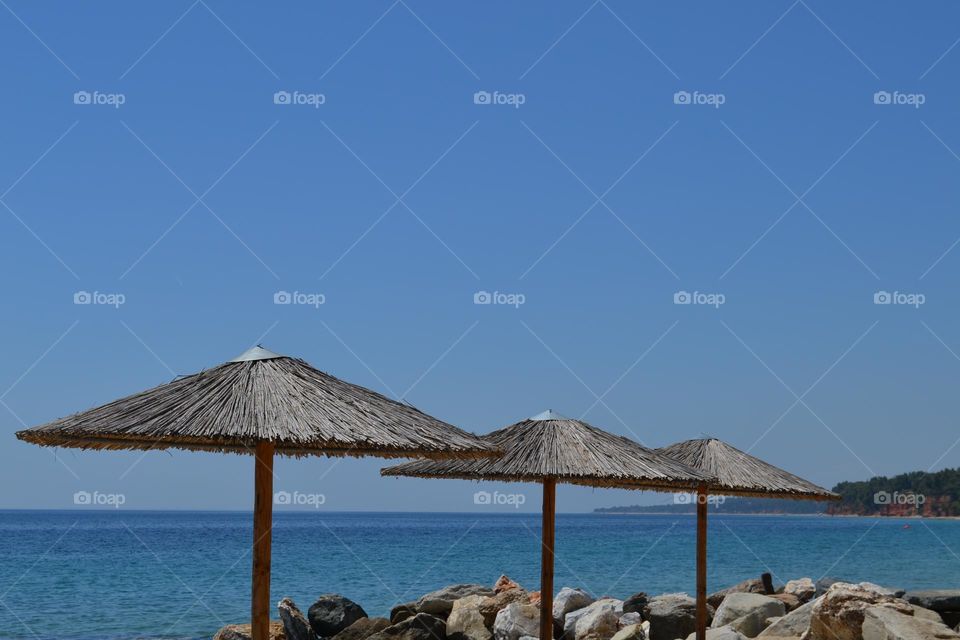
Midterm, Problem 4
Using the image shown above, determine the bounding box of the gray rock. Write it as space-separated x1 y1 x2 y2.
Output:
808 583 914 640
684 626 747 640
758 598 817 638
554 588 596 627
309 595 368 638
368 614 448 640
709 579 766 610
905 590 960 612
563 599 623 640
643 594 702 640
481 590 531 628
622 593 649 616
447 595 492 640
618 612 642 628
493 603 540 640
783 579 815 603
392 604 418 625
857 582 905 599
333 618 392 640
611 623 646 640
574 600 621 640
419 585 495 618
862 604 960 639
814 577 843 598
280 598 318 640
712 593 785 636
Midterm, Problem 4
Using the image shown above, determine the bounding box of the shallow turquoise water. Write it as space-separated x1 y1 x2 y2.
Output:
0 511 956 639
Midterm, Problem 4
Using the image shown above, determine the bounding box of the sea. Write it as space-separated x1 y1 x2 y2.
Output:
0 510 956 640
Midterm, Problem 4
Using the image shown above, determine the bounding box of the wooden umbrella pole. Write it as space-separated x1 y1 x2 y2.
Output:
252 441 275 640
696 484 708 640
540 478 557 640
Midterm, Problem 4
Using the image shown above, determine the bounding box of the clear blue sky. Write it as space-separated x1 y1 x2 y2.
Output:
3 1 960 512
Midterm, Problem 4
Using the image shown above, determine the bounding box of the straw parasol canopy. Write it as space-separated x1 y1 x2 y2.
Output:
16 345 496 459
657 438 838 640
383 410 715 640
15 345 496 640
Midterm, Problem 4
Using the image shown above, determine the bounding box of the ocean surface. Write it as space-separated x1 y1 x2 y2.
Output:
0 510 957 640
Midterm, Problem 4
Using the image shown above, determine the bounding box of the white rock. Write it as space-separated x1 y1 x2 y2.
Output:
862 604 960 640
554 588 596 627
574 600 621 640
448 595 493 640
494 603 540 640
758 598 818 638
783 578 815 602
618 612 642 629
712 593 785 636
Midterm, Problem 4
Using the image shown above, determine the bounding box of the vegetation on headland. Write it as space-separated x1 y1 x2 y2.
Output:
595 467 960 517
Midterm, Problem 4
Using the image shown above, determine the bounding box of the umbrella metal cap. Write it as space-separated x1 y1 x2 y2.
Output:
230 345 284 362
529 409 569 421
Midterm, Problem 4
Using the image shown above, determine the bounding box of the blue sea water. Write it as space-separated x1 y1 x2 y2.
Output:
0 511 957 640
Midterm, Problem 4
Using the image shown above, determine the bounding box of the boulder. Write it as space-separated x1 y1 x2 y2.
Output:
214 621 286 640
495 576 522 593
308 595 368 638
857 582 904 599
783 579 815 604
622 593 648 617
574 600 621 640
279 598 318 640
554 588 596 627
563 600 623 640
419 585 495 618
447 596 493 640
808 583 914 640
814 577 843 598
769 594 800 613
684 627 747 640
610 623 646 640
712 593 785 636
708 579 767 609
618 612 642 628
481 589 531 627
392 604 418 625
905 590 960 612
862 604 960 640
493 603 540 640
333 618 391 640
368 614 448 640
757 598 817 638
643 594 703 640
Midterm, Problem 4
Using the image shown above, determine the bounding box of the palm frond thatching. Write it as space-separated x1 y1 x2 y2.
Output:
15 346 496 459
658 438 839 501
382 410 714 491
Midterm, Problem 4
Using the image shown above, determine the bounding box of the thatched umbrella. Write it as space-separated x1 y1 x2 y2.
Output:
15 345 497 640
381 410 715 640
657 438 839 640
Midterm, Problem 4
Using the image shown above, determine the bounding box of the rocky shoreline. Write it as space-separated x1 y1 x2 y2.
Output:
214 574 960 640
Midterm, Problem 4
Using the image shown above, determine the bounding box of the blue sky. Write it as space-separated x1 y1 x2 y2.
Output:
3 1 960 512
